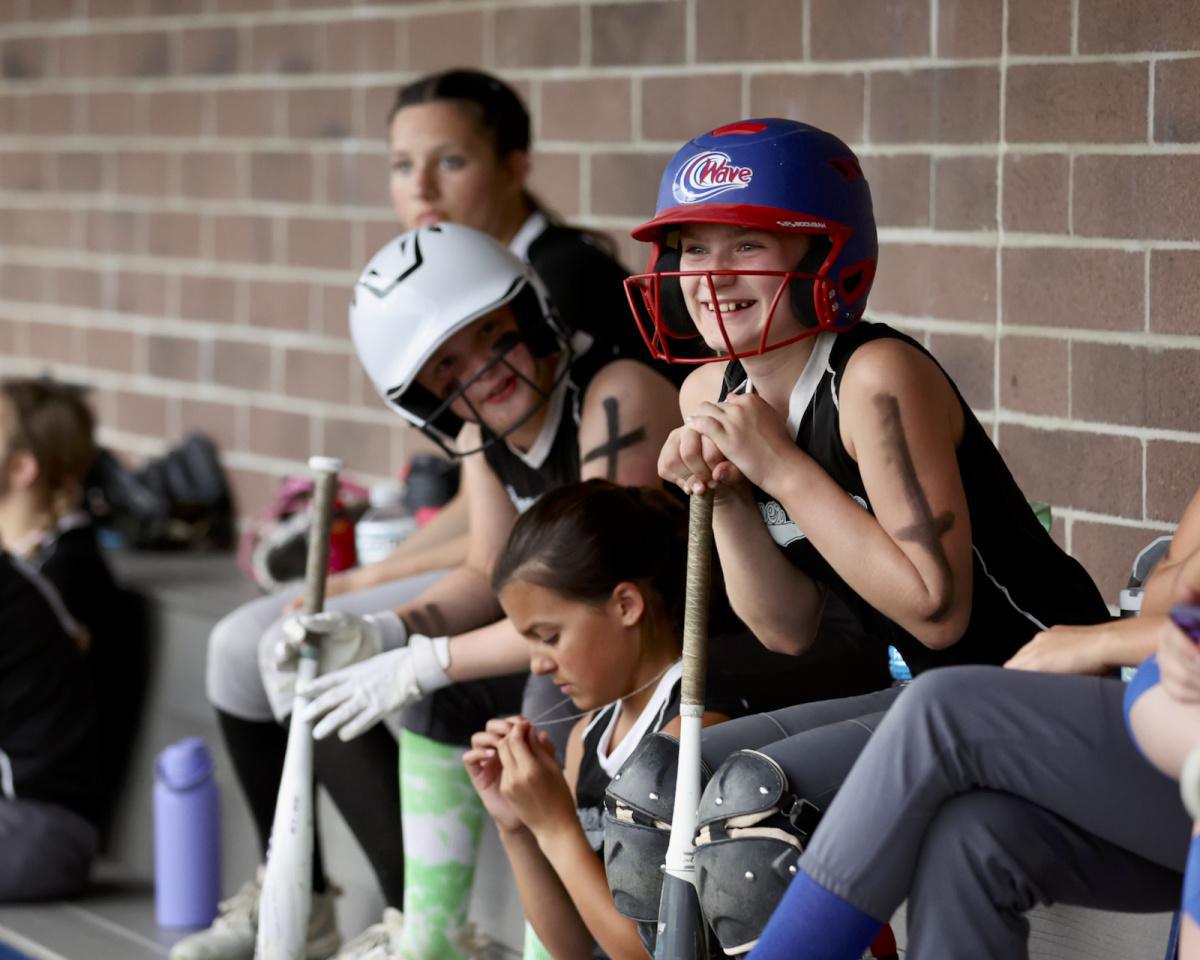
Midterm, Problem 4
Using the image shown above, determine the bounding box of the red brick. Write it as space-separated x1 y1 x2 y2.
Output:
180 26 240 74
1072 342 1200 433
250 406 311 460
591 151 673 219
56 268 102 309
227 466 279 520
214 0 273 10
527 151 581 219
286 86 353 140
927 332 994 412
283 347 354 405
1007 0 1072 54
1074 155 1200 241
147 0 203 15
319 416 395 477
495 5 581 68
25 0 73 19
216 89 279 137
861 154 930 228
325 151 391 209
810 0 929 60
0 317 20 357
180 152 241 201
1078 0 1200 54
115 271 167 316
251 22 318 74
697 0 804 62
870 68 1000 144
1155 58 1200 144
871 243 995 323
181 274 239 324
145 90 207 137
87 91 141 135
316 282 353 339
0 152 49 191
1002 247 1142 332
211 214 276 264
84 327 138 374
0 262 47 302
213 340 273 391
357 220 401 269
87 0 142 16
116 151 170 196
2 37 49 79
180 399 239 454
1150 250 1200 335
287 217 354 270
999 335 1068 417
114 390 168 438
146 211 203 259
748 73 865 145
1001 154 1069 234
591 2 684 66
933 156 996 231
320 18 399 73
356 84 397 141
542 78 631 143
87 209 142 255
114 30 170 76
247 279 310 332
10 207 74 248
641 75 743 143
250 152 313 203
938 0 1001 57
58 151 105 192
998 424 1142 518
148 334 200 381
1147 441 1200 524
1006 63 1148 144
406 12 483 72
31 322 82 365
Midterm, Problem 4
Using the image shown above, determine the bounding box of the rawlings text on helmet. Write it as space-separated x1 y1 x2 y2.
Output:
672 151 754 204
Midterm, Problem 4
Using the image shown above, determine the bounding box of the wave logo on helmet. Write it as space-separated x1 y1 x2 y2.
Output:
672 151 754 204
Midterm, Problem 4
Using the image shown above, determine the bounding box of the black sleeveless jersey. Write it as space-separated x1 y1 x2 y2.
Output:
720 322 1110 675
576 673 683 850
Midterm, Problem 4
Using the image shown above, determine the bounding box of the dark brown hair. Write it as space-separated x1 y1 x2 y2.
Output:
493 480 689 635
1 377 96 511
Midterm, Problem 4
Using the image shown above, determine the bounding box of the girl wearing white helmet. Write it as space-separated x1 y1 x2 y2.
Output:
189 69 669 960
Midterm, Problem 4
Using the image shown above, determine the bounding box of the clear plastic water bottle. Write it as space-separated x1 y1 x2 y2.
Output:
355 482 418 566
887 645 912 684
1119 587 1143 683
154 737 220 928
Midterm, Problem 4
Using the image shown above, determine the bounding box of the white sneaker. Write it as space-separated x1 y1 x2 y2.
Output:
168 868 342 960
329 908 405 960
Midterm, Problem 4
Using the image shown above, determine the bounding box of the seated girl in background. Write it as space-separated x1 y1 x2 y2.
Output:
465 480 730 960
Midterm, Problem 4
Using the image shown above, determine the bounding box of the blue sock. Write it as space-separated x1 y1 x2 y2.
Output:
748 870 881 960
1184 834 1200 926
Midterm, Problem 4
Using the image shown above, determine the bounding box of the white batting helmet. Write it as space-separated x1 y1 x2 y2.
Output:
349 223 569 454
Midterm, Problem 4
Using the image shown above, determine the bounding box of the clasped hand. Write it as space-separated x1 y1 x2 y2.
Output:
464 717 574 837
659 393 794 496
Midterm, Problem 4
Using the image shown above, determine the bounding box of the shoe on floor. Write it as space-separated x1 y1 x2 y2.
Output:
168 866 342 960
328 907 405 960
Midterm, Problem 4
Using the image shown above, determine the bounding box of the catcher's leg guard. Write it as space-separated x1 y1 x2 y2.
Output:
693 749 822 956
604 732 711 955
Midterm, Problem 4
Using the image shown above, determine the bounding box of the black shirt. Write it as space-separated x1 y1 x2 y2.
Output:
720 321 1110 674
0 551 101 822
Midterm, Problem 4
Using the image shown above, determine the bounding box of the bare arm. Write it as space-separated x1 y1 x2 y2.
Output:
766 341 972 649
1142 487 1200 618
578 360 682 486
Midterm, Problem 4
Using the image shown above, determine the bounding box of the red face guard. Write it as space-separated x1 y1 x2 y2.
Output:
624 269 837 364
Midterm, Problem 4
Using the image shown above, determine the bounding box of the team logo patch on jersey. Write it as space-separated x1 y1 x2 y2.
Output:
672 151 754 204
758 499 805 547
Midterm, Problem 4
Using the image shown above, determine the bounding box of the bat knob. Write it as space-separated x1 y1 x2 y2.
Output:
308 456 344 474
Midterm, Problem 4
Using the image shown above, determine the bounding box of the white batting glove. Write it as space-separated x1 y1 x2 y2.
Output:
261 610 406 723
298 634 452 741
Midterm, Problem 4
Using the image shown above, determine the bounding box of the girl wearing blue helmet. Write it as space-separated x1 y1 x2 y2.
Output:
606 119 1112 957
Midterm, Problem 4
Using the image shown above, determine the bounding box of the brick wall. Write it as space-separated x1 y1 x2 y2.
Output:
1 0 1198 601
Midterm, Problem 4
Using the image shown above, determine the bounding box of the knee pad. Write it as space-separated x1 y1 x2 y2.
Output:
604 732 712 950
693 749 823 956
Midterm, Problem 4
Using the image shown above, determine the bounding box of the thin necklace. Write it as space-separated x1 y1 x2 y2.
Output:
525 658 680 728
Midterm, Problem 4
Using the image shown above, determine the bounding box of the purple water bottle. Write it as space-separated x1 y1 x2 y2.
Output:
154 737 221 928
